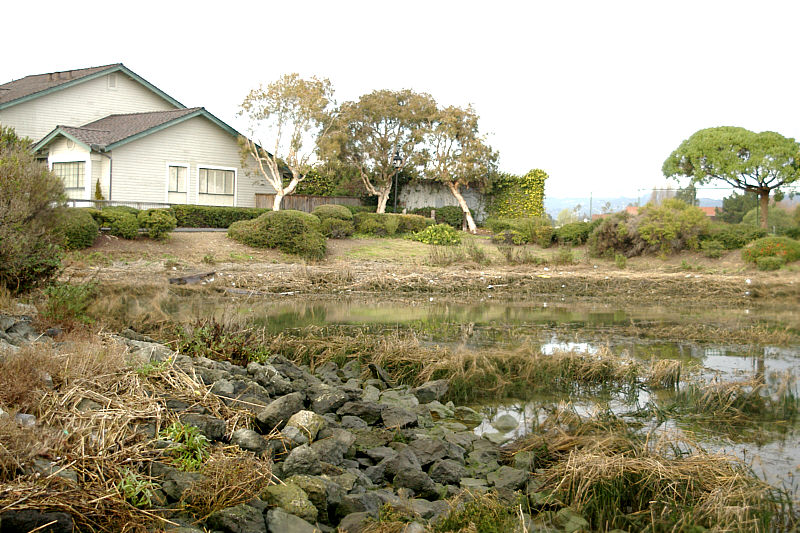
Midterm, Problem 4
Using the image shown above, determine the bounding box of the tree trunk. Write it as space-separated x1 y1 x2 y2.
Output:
758 189 769 230
375 184 392 214
272 191 284 211
446 182 477 234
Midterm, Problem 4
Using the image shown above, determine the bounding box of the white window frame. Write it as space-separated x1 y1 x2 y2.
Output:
164 162 190 202
197 165 237 205
49 153 91 200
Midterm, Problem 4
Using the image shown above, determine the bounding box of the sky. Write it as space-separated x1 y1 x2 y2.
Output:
3 0 800 199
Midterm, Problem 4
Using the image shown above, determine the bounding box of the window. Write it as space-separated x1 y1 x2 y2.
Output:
52 161 85 189
199 167 234 195
168 165 187 192
108 73 117 89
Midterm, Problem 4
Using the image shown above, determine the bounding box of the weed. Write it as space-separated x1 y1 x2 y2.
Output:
434 491 523 533
164 259 181 269
498 245 545 265
553 246 576 265
614 253 627 269
160 422 210 471
175 318 271 366
134 358 170 377
463 239 491 265
117 468 157 508
42 280 98 327
427 246 466 266
202 253 216 265
229 252 254 261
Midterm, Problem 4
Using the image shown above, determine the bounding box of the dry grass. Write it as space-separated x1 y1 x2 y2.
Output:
647 359 682 389
0 334 258 532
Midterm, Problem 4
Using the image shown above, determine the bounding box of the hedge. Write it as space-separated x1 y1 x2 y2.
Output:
354 213 433 236
312 204 354 222
53 209 99 250
410 205 466 228
170 205 269 228
701 222 767 250
137 209 177 239
228 210 325 260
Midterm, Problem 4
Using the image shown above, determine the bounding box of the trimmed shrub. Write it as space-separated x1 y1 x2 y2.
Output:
702 222 767 250
354 213 432 236
321 218 354 239
756 256 785 271
555 221 593 245
53 209 99 250
170 205 269 228
137 209 177 239
637 199 710 255
228 210 325 260
700 239 725 259
486 217 553 247
109 212 139 239
397 214 432 233
411 224 462 245
312 204 354 222
741 236 800 264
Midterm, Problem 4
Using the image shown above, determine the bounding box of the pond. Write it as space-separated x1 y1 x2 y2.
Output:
132 292 800 496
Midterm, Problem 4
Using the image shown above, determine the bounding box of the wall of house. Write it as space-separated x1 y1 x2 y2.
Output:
47 137 92 200
109 115 275 207
0 72 178 142
398 182 488 222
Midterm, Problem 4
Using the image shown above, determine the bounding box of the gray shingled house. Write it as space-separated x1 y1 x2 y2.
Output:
0 64 274 206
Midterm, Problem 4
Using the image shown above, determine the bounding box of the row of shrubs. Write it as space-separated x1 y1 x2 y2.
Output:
53 207 178 249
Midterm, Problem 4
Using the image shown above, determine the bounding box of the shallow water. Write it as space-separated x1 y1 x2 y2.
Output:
130 292 800 495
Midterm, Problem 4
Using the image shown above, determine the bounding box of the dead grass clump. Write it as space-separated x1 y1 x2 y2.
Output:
621 322 800 346
182 451 273 520
0 345 63 411
647 358 682 389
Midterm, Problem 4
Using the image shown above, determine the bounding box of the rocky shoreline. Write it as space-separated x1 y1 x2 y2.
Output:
0 315 581 533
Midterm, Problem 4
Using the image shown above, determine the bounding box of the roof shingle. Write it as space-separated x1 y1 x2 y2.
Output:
0 64 121 105
55 108 202 148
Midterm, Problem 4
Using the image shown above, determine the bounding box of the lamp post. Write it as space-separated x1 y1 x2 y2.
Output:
392 150 402 213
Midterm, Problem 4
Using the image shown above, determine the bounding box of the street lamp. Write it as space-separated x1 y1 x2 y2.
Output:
392 150 402 213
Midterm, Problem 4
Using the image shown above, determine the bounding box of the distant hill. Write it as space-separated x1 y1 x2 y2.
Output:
544 196 722 219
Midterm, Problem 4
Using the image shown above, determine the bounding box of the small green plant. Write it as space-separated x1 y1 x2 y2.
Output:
53 209 99 250
135 359 170 377
160 422 210 471
412 224 462 246
463 240 491 265
614 253 627 269
137 209 177 240
700 239 725 258
434 492 522 533
94 180 105 201
202 254 216 264
312 203 354 222
176 319 270 366
553 246 575 265
427 246 466 266
228 252 254 261
42 281 98 326
756 256 785 271
498 245 545 265
118 468 156 508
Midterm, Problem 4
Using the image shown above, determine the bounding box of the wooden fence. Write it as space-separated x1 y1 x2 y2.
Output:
255 194 362 212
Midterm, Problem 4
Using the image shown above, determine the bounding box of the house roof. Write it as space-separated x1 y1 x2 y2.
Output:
34 107 243 152
0 64 184 110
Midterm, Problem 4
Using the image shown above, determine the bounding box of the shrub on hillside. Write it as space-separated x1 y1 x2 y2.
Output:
321 217 354 239
756 256 785 271
700 239 726 259
486 217 553 247
702 222 767 250
53 209 99 250
137 209 177 239
228 210 325 260
0 126 65 293
742 207 794 234
170 205 268 228
109 212 140 239
741 236 800 264
637 199 710 255
588 213 643 258
312 204 354 222
555 221 593 245
411 224 462 246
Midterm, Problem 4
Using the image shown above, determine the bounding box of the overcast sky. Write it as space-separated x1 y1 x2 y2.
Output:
3 0 799 198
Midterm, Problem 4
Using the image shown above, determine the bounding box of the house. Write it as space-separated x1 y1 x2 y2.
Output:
0 64 274 207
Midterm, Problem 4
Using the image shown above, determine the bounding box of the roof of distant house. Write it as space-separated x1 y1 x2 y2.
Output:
0 64 184 109
34 107 242 152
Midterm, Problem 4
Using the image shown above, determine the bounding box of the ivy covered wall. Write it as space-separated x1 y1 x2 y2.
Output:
487 169 548 218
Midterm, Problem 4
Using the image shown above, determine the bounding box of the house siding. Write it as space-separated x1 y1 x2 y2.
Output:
47 137 92 200
0 73 178 142
109 115 274 207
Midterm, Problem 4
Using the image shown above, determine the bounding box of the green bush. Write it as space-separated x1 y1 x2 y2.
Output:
312 204 354 222
486 217 553 247
742 207 795 234
637 199 710 255
410 206 464 227
94 206 140 227
700 239 725 259
784 226 800 239
170 205 269 228
53 209 99 250
555 221 593 245
228 210 325 260
137 209 176 239
354 213 432 236
345 205 375 215
0 126 65 294
588 213 641 258
411 224 462 246
756 256 785 271
321 217 354 239
614 253 628 268
702 222 767 249
741 236 800 264
42 281 98 326
109 212 140 239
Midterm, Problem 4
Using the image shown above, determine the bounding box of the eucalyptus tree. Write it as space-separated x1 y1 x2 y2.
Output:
239 74 335 210
663 127 800 229
423 105 497 233
321 89 437 213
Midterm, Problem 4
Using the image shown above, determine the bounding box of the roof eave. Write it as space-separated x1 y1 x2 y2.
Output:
33 128 95 153
0 64 185 111
104 109 244 150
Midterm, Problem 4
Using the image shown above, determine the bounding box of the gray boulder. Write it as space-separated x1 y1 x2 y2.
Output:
0 510 74 533
264 508 319 533
255 392 305 433
261 483 318 523
487 466 529 490
380 406 417 429
408 438 447 467
392 468 438 499
231 428 267 455
409 380 449 403
337 401 384 425
179 413 226 441
429 459 467 485
308 384 348 414
206 503 266 533
310 428 356 465
337 511 372 533
282 444 322 477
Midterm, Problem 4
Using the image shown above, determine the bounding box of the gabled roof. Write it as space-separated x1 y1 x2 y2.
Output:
0 64 184 110
33 107 243 152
